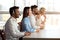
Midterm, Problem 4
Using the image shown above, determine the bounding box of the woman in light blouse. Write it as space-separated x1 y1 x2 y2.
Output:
21 7 39 32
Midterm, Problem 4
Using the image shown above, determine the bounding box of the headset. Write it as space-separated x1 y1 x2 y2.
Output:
12 8 21 16
12 9 15 14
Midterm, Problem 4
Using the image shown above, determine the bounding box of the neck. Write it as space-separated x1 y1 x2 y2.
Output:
12 15 16 19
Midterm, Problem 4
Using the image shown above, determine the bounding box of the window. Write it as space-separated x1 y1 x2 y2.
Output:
25 0 37 6
0 0 14 11
15 0 37 11
15 0 25 11
0 0 60 29
38 0 60 12
0 0 14 27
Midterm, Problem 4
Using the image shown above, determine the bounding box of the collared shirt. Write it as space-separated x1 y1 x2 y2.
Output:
29 14 40 29
5 17 25 40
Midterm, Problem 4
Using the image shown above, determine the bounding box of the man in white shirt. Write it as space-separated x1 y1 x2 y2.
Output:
29 5 40 30
5 6 30 40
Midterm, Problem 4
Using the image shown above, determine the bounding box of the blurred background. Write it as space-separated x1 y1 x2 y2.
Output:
0 0 60 30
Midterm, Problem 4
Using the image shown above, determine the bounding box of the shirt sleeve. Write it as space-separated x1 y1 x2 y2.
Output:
24 18 36 32
9 20 25 38
29 16 38 29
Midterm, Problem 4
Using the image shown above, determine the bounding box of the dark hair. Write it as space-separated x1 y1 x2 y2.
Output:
31 5 38 11
9 6 19 16
22 7 30 19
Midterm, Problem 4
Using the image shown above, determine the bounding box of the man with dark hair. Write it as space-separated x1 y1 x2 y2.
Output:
9 6 19 16
9 6 20 18
31 5 38 15
5 6 30 40
31 5 38 11
29 5 40 31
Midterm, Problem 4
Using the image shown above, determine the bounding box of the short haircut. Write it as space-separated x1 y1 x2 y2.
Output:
31 5 38 11
9 6 19 16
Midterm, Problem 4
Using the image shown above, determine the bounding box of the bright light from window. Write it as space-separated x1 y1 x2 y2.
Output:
0 0 14 11
38 0 60 12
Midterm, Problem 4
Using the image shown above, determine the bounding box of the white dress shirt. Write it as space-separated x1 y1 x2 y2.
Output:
29 14 40 29
36 18 41 26
5 17 25 40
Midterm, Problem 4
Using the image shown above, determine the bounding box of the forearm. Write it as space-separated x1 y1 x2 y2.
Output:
11 32 25 38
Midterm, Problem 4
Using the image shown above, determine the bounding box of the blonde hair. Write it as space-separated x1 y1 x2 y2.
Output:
40 7 46 11
39 7 46 14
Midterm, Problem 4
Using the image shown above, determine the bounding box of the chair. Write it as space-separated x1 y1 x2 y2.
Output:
0 30 6 40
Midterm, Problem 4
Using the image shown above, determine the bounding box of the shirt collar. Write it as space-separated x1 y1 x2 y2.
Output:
10 16 17 22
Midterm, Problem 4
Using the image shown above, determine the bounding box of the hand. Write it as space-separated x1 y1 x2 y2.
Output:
36 29 40 32
18 22 21 26
24 32 31 36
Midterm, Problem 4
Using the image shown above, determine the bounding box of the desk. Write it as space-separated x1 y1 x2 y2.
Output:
24 24 60 38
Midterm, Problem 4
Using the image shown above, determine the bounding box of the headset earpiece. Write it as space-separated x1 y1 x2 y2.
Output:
13 10 15 14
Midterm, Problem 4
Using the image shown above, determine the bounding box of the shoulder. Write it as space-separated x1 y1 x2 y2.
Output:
6 17 15 25
5 17 13 27
23 17 29 20
22 17 30 23
22 17 30 24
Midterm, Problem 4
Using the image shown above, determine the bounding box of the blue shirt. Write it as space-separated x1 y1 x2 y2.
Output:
21 17 36 32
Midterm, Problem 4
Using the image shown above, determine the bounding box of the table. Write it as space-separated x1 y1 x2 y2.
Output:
24 24 60 38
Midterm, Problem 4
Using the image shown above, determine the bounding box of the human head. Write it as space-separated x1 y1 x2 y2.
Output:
31 5 38 15
9 6 20 18
39 7 46 14
23 7 31 18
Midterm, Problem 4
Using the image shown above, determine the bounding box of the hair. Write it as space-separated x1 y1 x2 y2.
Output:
31 5 38 11
39 7 46 14
22 7 30 19
9 6 19 16
40 7 45 11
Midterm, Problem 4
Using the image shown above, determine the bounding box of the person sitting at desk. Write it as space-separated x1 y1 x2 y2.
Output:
29 5 40 29
21 7 39 33
5 6 30 40
39 7 46 29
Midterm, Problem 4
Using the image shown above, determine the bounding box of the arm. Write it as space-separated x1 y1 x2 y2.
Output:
44 15 46 22
24 18 36 32
41 15 46 24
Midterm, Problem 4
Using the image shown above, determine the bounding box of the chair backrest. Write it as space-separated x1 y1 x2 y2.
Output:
20 22 23 31
0 30 6 40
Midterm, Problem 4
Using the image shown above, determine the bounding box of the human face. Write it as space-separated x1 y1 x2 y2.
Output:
33 8 38 15
28 8 32 16
15 9 20 18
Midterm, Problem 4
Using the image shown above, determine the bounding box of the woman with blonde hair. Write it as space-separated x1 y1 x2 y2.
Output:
36 7 46 29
